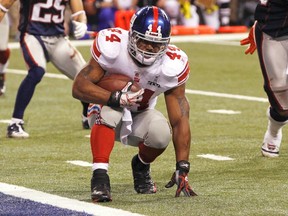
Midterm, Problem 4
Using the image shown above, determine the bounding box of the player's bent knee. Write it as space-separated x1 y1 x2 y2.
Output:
269 106 288 121
28 66 45 84
146 119 171 149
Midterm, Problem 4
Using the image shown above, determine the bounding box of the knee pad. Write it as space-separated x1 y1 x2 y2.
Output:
145 119 171 149
27 67 45 84
0 49 10 64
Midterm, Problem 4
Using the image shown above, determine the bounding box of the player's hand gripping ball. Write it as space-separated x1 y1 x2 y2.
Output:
97 73 144 108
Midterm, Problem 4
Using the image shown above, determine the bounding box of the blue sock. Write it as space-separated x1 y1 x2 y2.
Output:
12 67 45 119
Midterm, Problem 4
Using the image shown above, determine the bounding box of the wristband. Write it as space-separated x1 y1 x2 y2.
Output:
0 4 9 13
71 10 85 18
176 160 190 173
107 91 121 107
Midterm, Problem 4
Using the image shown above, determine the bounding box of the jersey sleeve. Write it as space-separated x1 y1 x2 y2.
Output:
162 45 190 86
90 28 124 70
177 61 190 86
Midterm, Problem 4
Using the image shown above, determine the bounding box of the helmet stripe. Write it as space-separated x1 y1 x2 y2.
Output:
152 6 159 33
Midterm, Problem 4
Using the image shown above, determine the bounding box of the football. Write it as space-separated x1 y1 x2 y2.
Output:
97 73 140 92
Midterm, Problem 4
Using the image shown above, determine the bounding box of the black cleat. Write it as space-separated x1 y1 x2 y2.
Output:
7 122 29 138
82 115 90 129
82 119 90 129
91 169 112 202
131 154 157 194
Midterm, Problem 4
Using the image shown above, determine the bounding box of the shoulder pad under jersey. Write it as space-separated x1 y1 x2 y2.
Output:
162 45 190 85
92 28 126 61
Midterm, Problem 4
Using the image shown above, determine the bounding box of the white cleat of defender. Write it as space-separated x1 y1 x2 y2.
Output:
261 130 282 158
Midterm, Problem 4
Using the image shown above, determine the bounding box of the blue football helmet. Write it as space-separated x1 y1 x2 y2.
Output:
128 6 171 66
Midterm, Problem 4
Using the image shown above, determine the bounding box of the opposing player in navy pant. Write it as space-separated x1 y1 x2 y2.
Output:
6 0 90 138
241 0 288 157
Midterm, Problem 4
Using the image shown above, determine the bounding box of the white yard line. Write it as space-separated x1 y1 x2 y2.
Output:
186 89 268 103
207 109 241 114
6 68 69 79
0 119 11 124
197 154 234 161
0 182 145 216
5 69 267 104
66 160 92 167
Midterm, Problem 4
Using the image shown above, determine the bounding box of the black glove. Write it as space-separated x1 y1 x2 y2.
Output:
107 81 144 108
165 160 197 197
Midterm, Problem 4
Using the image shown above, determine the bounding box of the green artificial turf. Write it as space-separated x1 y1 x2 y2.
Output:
0 40 287 216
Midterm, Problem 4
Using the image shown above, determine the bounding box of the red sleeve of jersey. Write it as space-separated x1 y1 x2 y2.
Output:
177 62 190 85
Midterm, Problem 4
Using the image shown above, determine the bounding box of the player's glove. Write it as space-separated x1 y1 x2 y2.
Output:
240 22 256 55
72 21 87 39
107 81 144 108
165 160 197 197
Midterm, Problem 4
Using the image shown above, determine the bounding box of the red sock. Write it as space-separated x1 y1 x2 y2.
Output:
90 124 115 163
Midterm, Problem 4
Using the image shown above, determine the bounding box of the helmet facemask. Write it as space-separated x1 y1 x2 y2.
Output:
128 30 170 66
128 6 171 66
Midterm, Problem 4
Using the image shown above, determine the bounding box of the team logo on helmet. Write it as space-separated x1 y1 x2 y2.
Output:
146 24 162 38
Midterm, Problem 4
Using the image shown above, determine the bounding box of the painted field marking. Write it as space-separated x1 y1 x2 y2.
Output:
66 160 92 167
0 120 11 124
6 68 68 79
207 109 241 115
186 89 268 103
197 154 234 161
5 69 268 104
0 182 144 216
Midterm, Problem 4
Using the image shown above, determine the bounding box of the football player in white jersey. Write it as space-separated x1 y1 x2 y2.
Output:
73 6 197 202
0 13 9 96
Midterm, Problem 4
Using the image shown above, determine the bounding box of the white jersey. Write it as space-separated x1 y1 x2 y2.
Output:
91 28 190 111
